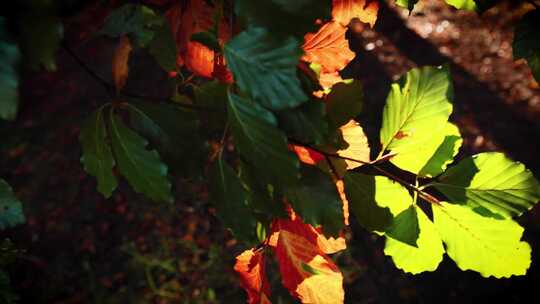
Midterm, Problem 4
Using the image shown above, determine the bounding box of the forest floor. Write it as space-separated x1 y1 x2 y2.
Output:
1 1 540 303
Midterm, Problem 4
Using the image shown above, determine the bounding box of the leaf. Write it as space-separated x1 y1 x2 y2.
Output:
79 108 117 198
227 93 299 185
290 145 325 166
445 0 477 10
302 21 355 74
385 205 420 247
19 14 63 71
234 249 272 304
395 0 419 10
0 179 24 230
100 4 163 47
433 202 531 278
148 23 178 72
384 206 444 274
325 80 363 128
329 120 370 176
431 152 540 218
193 81 228 133
191 31 222 53
286 166 345 237
332 0 379 27
380 65 453 156
112 36 132 92
343 173 406 232
513 9 540 83
234 0 332 38
209 158 257 244
272 217 344 304
109 114 172 203
0 17 20 121
224 27 308 110
278 101 329 146
390 122 462 177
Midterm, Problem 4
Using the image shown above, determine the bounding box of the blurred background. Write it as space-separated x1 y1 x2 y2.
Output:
1 0 540 303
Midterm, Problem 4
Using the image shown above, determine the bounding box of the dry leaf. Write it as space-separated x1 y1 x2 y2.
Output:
234 248 272 304
332 0 379 27
112 35 132 92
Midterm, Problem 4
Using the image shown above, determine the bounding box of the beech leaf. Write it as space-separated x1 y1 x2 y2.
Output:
234 249 272 304
0 179 25 230
0 18 20 121
112 36 132 92
332 0 379 27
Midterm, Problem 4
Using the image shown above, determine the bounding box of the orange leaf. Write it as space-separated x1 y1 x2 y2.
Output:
289 145 325 165
272 217 344 304
112 35 132 92
335 180 349 225
337 120 370 170
302 21 355 74
332 0 379 27
234 249 272 304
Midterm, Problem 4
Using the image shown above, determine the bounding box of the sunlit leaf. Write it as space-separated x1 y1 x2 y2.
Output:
234 249 272 304
112 36 132 92
332 0 379 27
433 202 531 278
395 0 419 10
445 0 477 10
302 21 355 74
286 166 345 237
227 93 299 185
0 17 20 121
80 108 117 198
209 158 257 244
380 66 453 159
329 120 370 175
431 152 540 218
0 179 25 230
225 27 307 110
109 114 172 203
384 206 444 274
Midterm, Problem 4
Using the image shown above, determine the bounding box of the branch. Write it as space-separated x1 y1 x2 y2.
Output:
290 140 441 205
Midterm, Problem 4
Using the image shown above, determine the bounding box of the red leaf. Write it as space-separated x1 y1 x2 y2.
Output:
289 145 325 165
332 0 379 27
272 216 344 303
302 21 355 74
234 249 272 304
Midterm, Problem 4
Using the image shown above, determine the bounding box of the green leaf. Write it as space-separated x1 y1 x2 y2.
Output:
19 14 63 71
148 23 177 72
224 27 307 110
109 114 172 203
278 100 329 146
0 17 20 121
385 205 419 247
343 173 409 232
384 206 444 274
193 81 228 134
513 9 540 83
191 31 222 53
380 66 453 157
234 0 331 38
395 0 419 10
390 122 462 177
100 4 163 47
431 152 540 218
227 92 299 185
0 179 25 230
326 80 363 128
209 158 257 244
433 202 531 278
79 107 117 198
445 0 477 10
286 166 345 237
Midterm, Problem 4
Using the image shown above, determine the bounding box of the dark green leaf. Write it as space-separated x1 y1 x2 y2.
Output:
0 17 20 121
19 14 63 70
191 31 222 53
100 4 163 47
278 101 329 145
343 173 405 232
109 114 172 203
513 9 540 83
79 107 117 198
385 205 420 247
286 166 345 237
148 23 177 72
0 179 25 230
224 27 307 110
209 158 257 244
235 0 332 38
326 80 363 128
227 93 299 185
193 81 228 134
